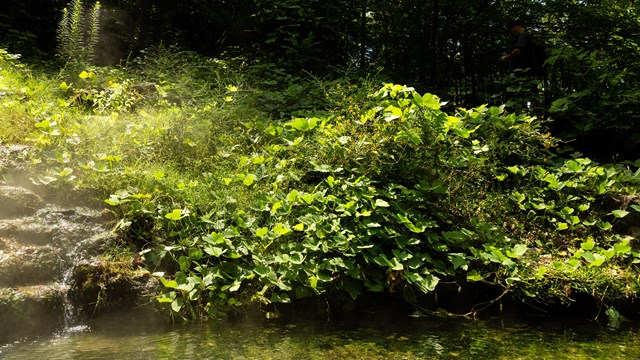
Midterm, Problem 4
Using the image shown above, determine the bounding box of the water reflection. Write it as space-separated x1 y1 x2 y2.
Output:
1 313 639 359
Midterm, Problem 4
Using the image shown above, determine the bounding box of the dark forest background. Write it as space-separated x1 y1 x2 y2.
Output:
2 0 639 161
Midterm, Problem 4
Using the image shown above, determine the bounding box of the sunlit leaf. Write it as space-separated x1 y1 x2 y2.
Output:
256 227 268 237
375 199 390 207
171 298 184 313
243 173 256 186
165 209 183 221
580 239 595 250
611 209 629 218
466 270 482 282
614 240 632 254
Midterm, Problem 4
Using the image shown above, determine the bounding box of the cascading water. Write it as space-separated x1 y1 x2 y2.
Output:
0 183 115 343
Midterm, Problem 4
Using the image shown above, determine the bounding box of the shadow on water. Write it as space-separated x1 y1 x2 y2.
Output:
1 307 640 360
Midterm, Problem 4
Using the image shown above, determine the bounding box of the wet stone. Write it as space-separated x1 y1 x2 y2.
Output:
0 245 63 286
0 284 65 344
0 183 125 343
0 219 54 246
0 185 46 218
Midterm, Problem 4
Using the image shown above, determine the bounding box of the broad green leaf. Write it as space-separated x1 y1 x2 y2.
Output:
384 106 403 121
599 222 613 231
271 292 291 303
373 254 394 268
342 278 362 300
165 209 183 221
243 173 256 186
422 94 441 110
578 203 590 211
271 200 283 214
602 248 615 260
566 258 580 269
287 117 320 131
537 266 548 277
204 246 225 257
448 253 467 270
256 227 268 237
580 239 595 251
228 281 241 292
375 199 390 207
286 189 299 202
589 253 606 267
178 256 190 272
104 195 121 206
273 222 291 236
614 240 632 254
159 278 178 289
510 191 525 203
508 244 528 258
171 298 184 313
611 209 629 218
35 175 57 185
466 270 482 282
157 296 173 303
326 176 336 188
580 251 596 263
505 277 521 286
405 271 439 293
253 266 271 277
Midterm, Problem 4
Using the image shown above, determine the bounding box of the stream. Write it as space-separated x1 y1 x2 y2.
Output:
1 311 639 359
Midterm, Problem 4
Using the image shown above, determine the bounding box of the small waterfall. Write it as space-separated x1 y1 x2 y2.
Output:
0 184 114 342
60 267 91 334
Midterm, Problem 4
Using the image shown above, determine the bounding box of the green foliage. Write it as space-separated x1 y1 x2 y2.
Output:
546 43 640 155
100 82 640 318
2 45 639 321
56 0 102 68
0 49 62 144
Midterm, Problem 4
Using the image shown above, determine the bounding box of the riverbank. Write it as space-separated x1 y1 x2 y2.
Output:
1 49 639 330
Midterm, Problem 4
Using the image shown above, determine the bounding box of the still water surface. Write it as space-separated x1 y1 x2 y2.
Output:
1 312 639 359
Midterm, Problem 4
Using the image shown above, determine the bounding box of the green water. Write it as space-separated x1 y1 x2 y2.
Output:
1 313 639 359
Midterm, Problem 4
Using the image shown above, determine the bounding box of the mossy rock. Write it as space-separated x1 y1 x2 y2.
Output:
68 259 161 316
0 284 65 343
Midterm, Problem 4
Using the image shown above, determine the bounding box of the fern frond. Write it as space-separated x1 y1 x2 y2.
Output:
55 0 102 67
85 1 102 63
67 0 84 61
56 7 70 58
